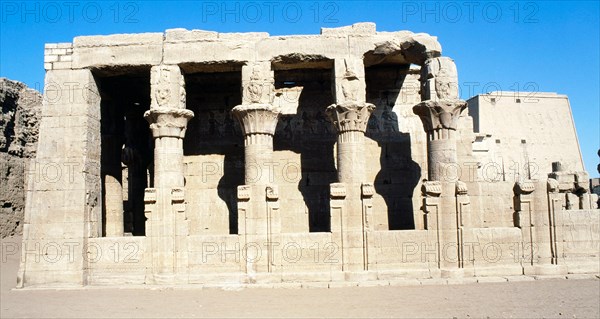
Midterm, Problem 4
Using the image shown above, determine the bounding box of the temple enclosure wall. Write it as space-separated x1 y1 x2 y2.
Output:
15 23 599 288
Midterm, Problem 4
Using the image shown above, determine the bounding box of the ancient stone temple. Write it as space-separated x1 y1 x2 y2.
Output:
18 23 599 287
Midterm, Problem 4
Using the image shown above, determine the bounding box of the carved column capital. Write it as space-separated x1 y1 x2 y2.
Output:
326 102 375 134
231 103 281 138
413 99 466 140
144 107 194 138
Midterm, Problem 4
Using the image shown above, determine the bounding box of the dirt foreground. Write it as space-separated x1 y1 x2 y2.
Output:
1 236 599 318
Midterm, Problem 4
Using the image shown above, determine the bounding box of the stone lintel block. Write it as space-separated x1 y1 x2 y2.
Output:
321 22 376 36
219 32 269 40
165 28 218 42
72 44 162 69
73 32 163 47
163 40 252 65
255 36 346 62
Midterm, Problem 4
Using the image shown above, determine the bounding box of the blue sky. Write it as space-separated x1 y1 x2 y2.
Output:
1 0 599 177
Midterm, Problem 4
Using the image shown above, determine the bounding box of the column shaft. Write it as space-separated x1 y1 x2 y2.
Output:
244 133 274 185
428 138 458 181
337 131 365 183
154 136 185 189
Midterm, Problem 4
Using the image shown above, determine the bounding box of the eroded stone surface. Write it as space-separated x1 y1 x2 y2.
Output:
0 78 41 238
15 23 600 288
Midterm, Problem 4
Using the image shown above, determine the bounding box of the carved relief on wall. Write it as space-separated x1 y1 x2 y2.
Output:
341 68 360 103
243 64 274 105
151 65 186 109
420 57 459 102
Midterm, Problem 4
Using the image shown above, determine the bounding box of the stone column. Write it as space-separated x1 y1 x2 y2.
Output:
232 62 281 277
144 65 193 284
413 57 466 182
326 58 375 273
413 99 466 181
327 102 375 183
328 58 375 183
232 104 281 185
413 57 467 277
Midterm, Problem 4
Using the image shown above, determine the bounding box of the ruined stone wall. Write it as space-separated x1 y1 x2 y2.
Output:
0 78 41 238
18 24 599 288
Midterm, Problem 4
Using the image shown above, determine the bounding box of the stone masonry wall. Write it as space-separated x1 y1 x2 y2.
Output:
0 78 42 237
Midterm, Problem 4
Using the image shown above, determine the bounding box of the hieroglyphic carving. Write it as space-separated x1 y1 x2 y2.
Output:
420 57 459 102
243 63 274 105
151 65 186 109
341 68 360 103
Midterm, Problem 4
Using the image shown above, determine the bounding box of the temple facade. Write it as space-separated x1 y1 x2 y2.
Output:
18 23 599 287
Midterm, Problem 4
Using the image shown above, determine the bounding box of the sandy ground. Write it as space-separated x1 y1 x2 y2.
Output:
1 236 599 319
